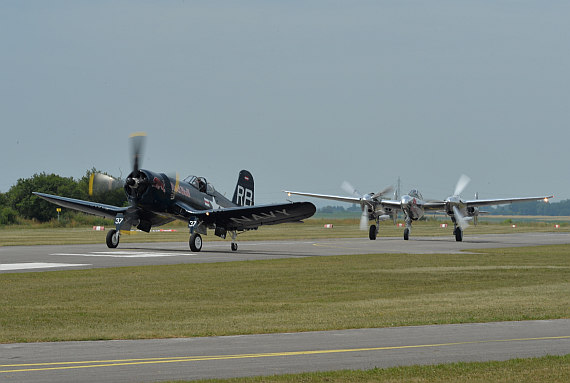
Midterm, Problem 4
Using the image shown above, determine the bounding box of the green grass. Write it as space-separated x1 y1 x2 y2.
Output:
1 217 568 246
1 244 568 343
167 355 570 383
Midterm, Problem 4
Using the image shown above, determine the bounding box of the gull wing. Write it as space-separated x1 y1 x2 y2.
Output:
464 195 553 208
175 201 316 230
283 190 361 205
33 192 128 220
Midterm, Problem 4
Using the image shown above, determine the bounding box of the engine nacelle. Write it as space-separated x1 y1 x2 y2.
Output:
124 169 170 209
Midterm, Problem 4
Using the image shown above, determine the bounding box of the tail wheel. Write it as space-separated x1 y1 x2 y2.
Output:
189 233 203 252
369 225 377 240
231 243 238 251
403 228 409 240
106 229 120 248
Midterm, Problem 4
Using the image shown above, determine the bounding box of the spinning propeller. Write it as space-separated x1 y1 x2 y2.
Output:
341 181 393 230
88 132 180 200
447 174 471 230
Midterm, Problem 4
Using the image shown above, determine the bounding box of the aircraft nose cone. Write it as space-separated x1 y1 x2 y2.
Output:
401 195 412 207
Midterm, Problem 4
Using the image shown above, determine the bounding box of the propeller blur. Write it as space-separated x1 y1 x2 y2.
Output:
285 175 553 242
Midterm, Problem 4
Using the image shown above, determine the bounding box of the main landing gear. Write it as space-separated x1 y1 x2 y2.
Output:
453 226 463 242
369 225 377 240
368 216 381 240
403 217 412 240
189 233 203 252
106 229 120 248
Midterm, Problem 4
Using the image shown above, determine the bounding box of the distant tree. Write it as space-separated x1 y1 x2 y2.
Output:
489 199 570 216
0 206 18 225
347 204 361 212
8 173 82 222
319 205 346 214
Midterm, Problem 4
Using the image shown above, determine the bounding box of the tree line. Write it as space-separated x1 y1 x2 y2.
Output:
0 170 126 225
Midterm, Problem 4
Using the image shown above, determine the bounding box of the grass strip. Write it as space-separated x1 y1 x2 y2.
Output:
1 245 568 343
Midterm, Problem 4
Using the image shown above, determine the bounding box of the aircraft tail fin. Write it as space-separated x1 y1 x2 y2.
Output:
232 170 254 206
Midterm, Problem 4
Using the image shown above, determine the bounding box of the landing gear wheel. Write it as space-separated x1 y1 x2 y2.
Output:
455 227 463 242
403 228 410 240
369 225 377 240
231 243 238 252
106 229 120 248
189 233 202 252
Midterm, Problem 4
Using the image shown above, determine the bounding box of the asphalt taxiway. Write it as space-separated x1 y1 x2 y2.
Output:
2 232 570 273
2 320 568 382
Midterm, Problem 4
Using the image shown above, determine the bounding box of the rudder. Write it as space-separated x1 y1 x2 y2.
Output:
232 170 254 206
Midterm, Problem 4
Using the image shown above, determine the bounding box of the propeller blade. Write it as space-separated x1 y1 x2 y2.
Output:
341 181 359 197
372 185 394 200
454 174 471 196
130 132 147 173
360 207 368 231
89 173 122 196
173 172 180 194
452 206 470 230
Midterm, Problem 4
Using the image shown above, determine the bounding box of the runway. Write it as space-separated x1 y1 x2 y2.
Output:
2 232 570 273
1 320 568 382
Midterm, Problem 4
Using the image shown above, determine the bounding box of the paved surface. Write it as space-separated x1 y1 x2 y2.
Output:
2 232 570 273
1 320 568 382
2 234 569 382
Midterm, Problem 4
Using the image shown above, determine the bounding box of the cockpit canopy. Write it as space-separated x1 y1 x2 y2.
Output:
408 189 423 200
184 175 216 195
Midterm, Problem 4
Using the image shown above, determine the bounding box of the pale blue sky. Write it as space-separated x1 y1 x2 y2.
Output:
1 1 568 204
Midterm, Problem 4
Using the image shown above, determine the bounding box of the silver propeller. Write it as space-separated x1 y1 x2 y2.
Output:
341 181 360 197
454 174 471 196
452 206 470 230
359 208 368 231
372 185 394 200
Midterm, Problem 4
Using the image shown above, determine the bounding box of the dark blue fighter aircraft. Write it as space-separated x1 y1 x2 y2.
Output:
34 133 315 252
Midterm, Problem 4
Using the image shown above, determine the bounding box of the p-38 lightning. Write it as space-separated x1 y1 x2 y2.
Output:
34 133 315 252
284 175 552 242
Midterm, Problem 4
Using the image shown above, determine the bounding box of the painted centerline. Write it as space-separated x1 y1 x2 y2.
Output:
2 335 568 374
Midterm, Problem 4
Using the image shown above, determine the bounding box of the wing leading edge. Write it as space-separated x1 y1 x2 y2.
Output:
464 195 553 208
33 192 128 220
283 190 361 205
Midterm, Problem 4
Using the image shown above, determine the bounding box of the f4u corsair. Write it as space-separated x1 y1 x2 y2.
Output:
34 133 315 252
285 175 552 242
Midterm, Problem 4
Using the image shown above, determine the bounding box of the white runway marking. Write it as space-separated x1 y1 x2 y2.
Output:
51 251 192 258
0 263 90 271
